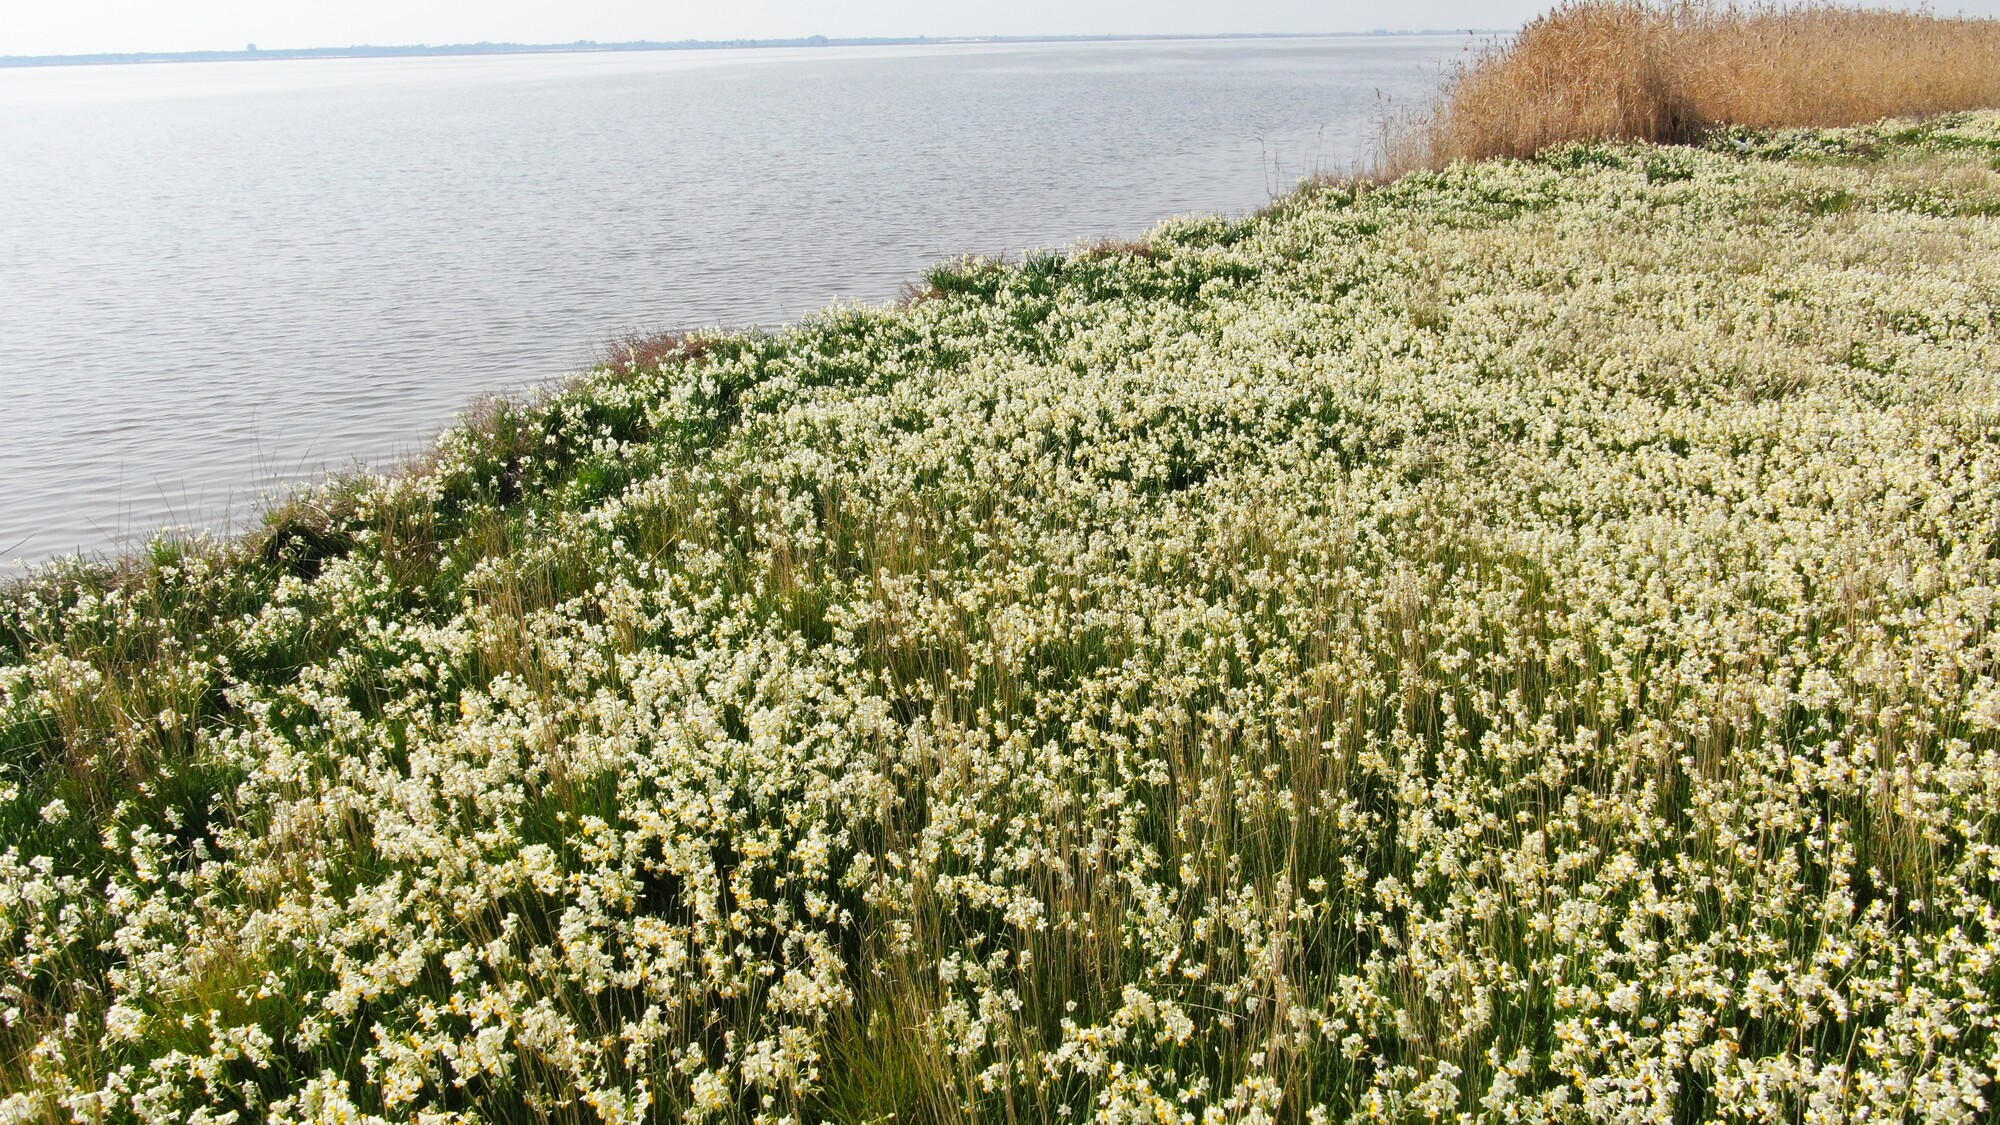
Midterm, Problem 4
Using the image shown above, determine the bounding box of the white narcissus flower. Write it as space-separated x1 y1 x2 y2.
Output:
6 111 2000 1124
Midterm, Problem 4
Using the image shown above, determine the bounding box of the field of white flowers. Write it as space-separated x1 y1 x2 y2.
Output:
4 113 1999 1124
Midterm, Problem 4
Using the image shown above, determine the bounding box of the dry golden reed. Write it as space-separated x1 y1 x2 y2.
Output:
1389 1 2000 171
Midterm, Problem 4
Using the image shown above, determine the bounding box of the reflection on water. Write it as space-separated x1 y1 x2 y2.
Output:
0 36 1467 568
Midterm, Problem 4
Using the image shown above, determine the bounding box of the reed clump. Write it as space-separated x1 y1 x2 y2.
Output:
1389 1 2000 171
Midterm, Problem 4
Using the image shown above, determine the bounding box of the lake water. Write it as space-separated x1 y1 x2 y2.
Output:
0 36 1468 569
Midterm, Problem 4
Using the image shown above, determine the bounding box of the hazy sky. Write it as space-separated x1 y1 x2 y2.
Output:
4 0 1998 55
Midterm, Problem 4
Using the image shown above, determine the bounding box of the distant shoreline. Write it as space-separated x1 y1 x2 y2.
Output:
0 30 1501 69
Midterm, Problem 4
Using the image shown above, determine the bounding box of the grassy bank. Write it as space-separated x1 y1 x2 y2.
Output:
1385 2 2000 172
5 112 2000 1123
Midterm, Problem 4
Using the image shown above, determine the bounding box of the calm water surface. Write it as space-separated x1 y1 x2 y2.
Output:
0 37 1466 568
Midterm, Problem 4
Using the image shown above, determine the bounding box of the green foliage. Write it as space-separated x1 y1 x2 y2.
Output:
3 114 2000 1124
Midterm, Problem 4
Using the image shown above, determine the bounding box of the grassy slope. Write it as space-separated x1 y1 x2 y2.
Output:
3 115 2000 1124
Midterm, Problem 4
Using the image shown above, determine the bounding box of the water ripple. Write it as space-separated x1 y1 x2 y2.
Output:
0 37 1463 569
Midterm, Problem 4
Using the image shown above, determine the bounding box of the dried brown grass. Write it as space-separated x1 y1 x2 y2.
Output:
598 328 715 376
1078 237 1161 261
1386 2 2000 173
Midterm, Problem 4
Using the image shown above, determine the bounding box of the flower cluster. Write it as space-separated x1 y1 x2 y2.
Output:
3 114 1999 1123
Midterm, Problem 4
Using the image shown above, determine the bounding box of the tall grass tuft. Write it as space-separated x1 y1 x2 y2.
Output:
1385 1 2000 172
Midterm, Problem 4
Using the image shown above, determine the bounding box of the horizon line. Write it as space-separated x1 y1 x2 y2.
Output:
0 29 1509 69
